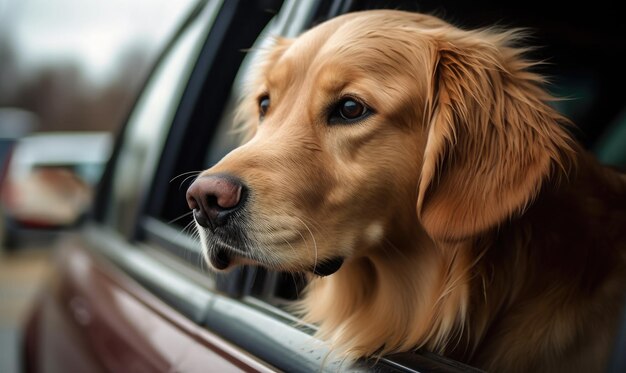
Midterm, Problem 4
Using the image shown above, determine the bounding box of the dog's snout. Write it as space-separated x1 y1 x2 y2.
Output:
186 174 246 230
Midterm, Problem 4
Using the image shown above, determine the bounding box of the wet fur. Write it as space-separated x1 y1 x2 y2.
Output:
198 10 626 371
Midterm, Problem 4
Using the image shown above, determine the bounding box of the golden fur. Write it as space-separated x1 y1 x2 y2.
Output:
193 10 626 371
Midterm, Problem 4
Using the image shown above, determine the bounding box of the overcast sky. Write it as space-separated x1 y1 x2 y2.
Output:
0 0 197 85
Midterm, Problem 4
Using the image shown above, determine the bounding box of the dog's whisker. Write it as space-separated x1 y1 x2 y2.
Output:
280 236 298 261
185 222 197 235
296 215 326 235
290 273 300 299
179 173 203 191
175 219 204 266
169 170 202 184
295 216 318 274
290 272 306 300
168 211 194 225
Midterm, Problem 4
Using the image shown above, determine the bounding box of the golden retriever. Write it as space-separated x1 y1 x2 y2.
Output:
186 10 626 372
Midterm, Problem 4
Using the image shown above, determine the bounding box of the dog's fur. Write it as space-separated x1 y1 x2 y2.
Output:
191 10 626 371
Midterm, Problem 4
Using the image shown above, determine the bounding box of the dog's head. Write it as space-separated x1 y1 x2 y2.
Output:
187 10 575 274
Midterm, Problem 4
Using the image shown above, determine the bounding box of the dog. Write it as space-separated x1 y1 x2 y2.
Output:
186 10 626 372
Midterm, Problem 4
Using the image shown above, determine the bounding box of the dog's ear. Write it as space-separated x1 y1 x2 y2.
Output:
417 31 576 241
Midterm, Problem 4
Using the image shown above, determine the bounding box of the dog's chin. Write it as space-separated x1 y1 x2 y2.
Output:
205 249 257 271
207 246 232 270
204 242 256 271
198 223 252 271
198 220 346 275
200 226 345 275
205 244 345 276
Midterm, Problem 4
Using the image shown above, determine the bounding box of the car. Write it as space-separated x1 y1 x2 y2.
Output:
0 132 111 248
21 0 625 372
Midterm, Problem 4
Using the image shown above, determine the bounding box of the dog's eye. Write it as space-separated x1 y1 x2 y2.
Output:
330 98 371 124
258 95 270 119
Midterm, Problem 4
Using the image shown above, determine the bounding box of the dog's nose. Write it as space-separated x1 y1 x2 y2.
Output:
186 174 246 230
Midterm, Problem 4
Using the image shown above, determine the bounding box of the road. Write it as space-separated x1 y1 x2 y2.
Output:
0 248 52 373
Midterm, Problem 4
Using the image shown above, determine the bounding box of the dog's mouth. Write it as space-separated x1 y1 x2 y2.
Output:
201 227 345 276
207 240 345 276
208 244 233 270
202 227 250 270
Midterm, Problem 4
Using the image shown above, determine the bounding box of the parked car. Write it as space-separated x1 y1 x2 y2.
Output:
21 0 625 372
0 132 111 248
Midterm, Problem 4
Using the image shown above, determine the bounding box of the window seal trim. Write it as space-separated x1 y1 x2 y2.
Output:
85 223 483 373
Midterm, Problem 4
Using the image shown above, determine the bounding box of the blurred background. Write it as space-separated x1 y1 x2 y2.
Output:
0 0 195 371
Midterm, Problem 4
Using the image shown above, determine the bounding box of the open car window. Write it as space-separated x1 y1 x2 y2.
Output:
86 0 625 372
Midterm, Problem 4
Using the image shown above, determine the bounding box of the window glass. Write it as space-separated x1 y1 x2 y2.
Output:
105 2 221 236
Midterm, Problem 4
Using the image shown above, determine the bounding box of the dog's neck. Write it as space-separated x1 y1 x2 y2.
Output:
300 223 476 360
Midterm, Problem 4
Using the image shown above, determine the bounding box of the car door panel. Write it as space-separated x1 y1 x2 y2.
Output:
26 238 275 373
